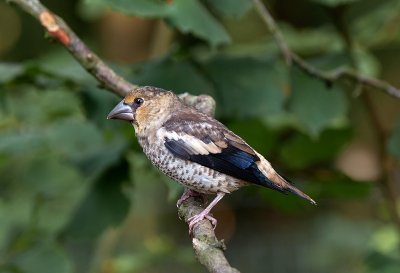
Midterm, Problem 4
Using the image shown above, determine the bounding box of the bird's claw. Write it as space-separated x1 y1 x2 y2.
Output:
176 190 208 208
187 212 218 235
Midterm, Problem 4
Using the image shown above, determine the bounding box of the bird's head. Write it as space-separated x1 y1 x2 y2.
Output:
107 86 181 134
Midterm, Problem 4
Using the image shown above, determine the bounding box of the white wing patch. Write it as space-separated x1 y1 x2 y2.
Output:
157 128 222 155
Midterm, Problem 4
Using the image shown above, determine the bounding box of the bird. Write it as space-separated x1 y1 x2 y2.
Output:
107 86 316 234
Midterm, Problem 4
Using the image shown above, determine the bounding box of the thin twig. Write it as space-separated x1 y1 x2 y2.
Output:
7 1 239 272
253 0 400 100
253 0 292 65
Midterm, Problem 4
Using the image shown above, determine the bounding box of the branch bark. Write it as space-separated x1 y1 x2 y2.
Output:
7 0 238 272
253 0 400 100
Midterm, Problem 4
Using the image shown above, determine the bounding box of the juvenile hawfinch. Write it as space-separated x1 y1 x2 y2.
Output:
108 86 316 234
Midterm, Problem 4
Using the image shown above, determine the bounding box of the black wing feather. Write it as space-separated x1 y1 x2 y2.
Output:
164 139 190 160
164 137 266 186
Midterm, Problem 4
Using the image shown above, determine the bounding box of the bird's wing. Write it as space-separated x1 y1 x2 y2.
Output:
160 118 288 194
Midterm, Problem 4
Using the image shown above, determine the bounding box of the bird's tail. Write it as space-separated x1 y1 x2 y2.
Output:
277 174 317 205
252 152 316 205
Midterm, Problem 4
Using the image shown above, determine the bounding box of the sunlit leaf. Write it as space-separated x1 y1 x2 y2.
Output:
288 67 348 136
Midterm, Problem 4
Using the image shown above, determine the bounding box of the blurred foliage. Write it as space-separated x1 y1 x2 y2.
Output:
1 0 400 272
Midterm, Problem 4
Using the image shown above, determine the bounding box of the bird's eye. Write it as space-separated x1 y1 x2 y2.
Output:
134 98 144 106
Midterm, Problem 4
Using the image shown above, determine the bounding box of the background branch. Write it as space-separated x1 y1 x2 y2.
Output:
253 0 400 100
7 0 239 272
254 0 400 238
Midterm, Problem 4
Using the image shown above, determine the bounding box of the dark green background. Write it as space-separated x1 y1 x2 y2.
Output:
1 0 400 272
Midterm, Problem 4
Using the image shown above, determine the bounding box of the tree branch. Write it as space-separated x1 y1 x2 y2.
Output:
177 95 240 273
7 0 239 272
253 0 400 100
7 0 136 98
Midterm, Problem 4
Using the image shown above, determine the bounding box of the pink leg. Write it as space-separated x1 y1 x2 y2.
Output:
176 189 208 208
187 192 225 235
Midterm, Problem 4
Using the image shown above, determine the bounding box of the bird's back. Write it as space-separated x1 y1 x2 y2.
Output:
137 104 315 204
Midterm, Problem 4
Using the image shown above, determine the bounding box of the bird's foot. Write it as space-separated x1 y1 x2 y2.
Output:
176 189 208 208
187 212 218 235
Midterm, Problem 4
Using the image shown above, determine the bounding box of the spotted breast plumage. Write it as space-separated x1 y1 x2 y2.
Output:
107 86 316 234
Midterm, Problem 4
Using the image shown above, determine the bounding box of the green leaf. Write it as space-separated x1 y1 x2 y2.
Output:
6 87 84 127
0 63 23 84
0 155 87 234
11 244 73 273
258 185 314 213
92 0 231 47
201 57 287 118
47 119 104 162
0 130 49 157
87 0 168 17
365 251 400 273
387 117 400 160
204 0 253 18
226 119 277 157
288 67 348 136
74 135 128 176
79 86 123 129
38 49 98 85
308 0 360 7
168 0 231 47
64 160 130 239
161 176 184 203
131 57 215 97
313 173 371 199
280 128 353 169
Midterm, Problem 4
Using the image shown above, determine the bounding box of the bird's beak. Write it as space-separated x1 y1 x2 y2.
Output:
107 100 134 121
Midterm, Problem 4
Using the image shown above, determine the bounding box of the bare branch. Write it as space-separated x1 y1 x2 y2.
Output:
178 191 240 273
253 0 400 100
8 0 136 98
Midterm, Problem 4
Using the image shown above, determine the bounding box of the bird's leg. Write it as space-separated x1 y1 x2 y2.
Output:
176 189 208 208
187 192 225 235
